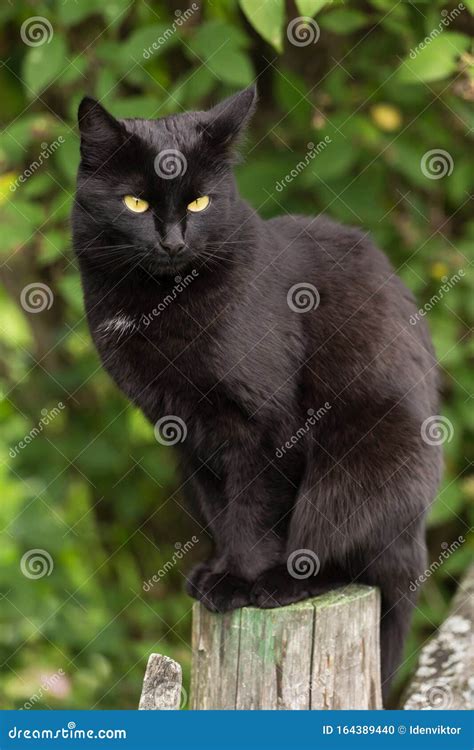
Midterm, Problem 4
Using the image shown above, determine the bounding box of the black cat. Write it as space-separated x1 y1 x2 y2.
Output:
72 86 442 702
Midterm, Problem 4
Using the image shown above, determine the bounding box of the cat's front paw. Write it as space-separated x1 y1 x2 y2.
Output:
250 565 314 608
192 570 251 613
185 561 215 599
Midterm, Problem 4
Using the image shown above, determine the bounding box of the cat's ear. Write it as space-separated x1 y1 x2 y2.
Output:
202 85 257 148
77 97 125 167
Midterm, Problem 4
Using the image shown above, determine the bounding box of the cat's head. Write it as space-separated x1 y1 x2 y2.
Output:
74 86 257 276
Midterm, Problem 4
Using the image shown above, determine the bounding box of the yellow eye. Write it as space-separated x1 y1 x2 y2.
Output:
187 195 210 213
123 195 149 213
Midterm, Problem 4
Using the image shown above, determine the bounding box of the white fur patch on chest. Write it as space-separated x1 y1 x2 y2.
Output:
97 314 138 340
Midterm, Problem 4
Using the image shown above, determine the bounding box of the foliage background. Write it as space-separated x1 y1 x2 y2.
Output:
0 0 472 709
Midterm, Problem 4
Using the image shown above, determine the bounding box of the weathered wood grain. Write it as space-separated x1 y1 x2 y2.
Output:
138 653 182 710
404 565 474 710
191 585 382 710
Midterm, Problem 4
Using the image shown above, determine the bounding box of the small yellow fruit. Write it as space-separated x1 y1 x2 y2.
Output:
370 104 402 132
0 172 18 204
430 262 449 281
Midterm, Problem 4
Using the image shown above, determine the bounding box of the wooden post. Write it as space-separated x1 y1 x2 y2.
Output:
190 585 382 709
139 653 183 710
404 565 474 710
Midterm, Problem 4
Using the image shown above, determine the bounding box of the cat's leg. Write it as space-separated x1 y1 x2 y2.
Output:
250 561 345 607
180 468 233 601
190 441 293 612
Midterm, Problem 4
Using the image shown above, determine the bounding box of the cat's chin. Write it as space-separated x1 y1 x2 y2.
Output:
142 254 195 277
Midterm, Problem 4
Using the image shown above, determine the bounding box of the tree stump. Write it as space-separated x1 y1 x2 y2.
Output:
404 565 474 710
139 653 183 709
190 585 382 709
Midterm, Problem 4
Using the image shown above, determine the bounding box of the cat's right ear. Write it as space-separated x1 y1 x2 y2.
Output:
201 85 257 150
77 97 125 168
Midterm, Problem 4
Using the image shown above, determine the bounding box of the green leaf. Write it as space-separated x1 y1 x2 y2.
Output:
188 20 249 60
397 32 470 84
120 24 179 67
0 200 44 255
205 49 255 87
57 0 100 26
110 97 162 119
54 134 80 183
274 68 312 126
319 9 369 33
295 0 328 15
22 36 67 97
239 0 284 52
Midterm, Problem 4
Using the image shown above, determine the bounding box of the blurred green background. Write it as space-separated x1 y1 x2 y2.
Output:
0 0 472 710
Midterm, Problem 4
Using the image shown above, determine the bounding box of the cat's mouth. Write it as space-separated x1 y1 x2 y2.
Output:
142 245 194 276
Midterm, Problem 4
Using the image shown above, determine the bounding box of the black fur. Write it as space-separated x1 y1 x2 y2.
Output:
72 86 442 702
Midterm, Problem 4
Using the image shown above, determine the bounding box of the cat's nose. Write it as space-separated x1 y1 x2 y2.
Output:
161 225 185 256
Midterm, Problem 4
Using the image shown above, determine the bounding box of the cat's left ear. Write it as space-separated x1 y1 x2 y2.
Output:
201 85 257 148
